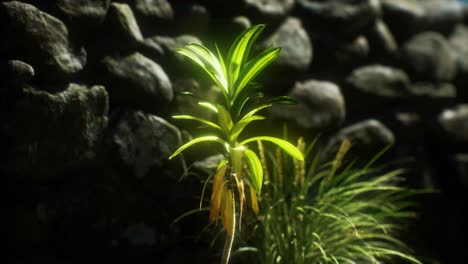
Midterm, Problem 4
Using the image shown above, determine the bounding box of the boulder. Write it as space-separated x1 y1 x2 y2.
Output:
366 19 398 57
326 119 395 160
259 17 312 73
346 64 411 98
0 1 86 82
133 0 174 35
420 0 464 34
244 0 294 25
271 80 345 131
297 0 381 36
400 32 457 82
381 0 427 41
102 3 143 52
101 52 173 113
3 84 109 178
0 60 34 89
56 0 110 26
346 64 456 113
105 109 181 178
449 24 468 74
438 104 468 144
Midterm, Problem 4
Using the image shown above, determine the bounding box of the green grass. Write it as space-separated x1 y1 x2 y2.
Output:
234 138 423 264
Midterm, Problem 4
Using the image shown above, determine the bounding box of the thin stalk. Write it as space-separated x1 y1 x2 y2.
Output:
221 193 236 264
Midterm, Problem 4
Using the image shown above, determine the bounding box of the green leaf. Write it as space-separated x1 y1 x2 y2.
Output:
231 145 245 179
230 115 265 142
261 96 297 105
245 149 263 194
216 104 233 133
198 101 218 113
233 47 281 102
240 136 304 161
172 115 222 131
227 24 265 92
176 44 228 94
169 136 227 160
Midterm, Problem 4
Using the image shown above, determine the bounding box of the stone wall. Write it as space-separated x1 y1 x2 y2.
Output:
1 0 468 263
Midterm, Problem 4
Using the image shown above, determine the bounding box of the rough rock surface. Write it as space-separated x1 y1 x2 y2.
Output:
438 104 468 143
260 17 312 72
105 109 180 178
0 1 86 82
101 52 173 113
326 119 395 159
3 84 108 178
401 32 457 82
271 80 345 130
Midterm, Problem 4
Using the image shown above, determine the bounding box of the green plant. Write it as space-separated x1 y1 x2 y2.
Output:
236 138 423 264
169 24 304 264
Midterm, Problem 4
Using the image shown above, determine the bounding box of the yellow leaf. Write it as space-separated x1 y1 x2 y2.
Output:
250 185 259 215
221 188 235 236
209 165 227 223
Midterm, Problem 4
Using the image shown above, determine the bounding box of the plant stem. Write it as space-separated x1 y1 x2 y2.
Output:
221 193 236 264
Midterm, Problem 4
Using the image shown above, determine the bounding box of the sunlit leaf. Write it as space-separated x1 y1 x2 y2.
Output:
231 146 245 180
245 149 264 194
172 115 222 131
217 104 233 133
233 47 281 102
198 101 218 113
169 136 227 159
230 115 265 142
240 136 304 161
183 43 228 93
227 24 265 91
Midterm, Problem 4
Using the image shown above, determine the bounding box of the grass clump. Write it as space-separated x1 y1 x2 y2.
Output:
236 138 422 264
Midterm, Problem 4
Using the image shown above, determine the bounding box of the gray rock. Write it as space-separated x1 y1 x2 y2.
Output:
135 0 173 19
326 119 395 159
401 32 457 81
131 0 173 35
106 110 181 178
346 65 456 112
3 84 108 178
271 80 345 130
56 0 110 25
297 0 381 36
244 0 294 24
102 52 173 113
381 0 427 41
420 0 463 33
438 104 468 143
347 65 411 98
0 60 34 88
335 35 369 68
260 17 312 72
449 25 468 79
103 3 143 51
0 1 86 82
366 19 398 56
